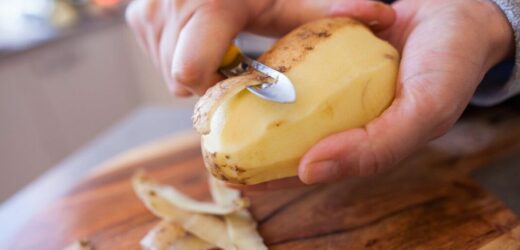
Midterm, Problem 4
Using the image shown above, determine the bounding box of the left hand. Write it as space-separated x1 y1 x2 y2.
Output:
234 0 514 191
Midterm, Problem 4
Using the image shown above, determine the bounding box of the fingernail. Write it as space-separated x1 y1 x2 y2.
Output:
302 160 338 184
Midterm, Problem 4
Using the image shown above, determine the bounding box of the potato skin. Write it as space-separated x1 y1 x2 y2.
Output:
193 75 262 135
196 17 399 185
202 141 242 184
258 18 362 72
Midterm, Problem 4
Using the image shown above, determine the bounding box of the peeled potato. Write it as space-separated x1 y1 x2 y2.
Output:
194 17 399 185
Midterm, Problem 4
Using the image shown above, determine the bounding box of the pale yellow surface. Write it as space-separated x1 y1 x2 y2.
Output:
203 24 399 184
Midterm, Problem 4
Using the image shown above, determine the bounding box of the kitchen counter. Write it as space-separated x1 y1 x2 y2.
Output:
1 103 520 249
0 106 193 247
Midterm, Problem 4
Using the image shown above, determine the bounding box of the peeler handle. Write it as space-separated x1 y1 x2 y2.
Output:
220 44 242 69
219 44 248 77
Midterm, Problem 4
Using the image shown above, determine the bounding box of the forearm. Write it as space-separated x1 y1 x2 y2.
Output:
473 0 520 106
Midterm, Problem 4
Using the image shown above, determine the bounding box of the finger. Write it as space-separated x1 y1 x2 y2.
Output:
225 177 307 192
172 84 193 97
250 0 396 36
125 0 149 53
158 0 202 94
329 0 396 31
171 0 249 95
298 25 482 184
298 96 430 184
159 17 179 91
143 0 163 67
145 27 161 67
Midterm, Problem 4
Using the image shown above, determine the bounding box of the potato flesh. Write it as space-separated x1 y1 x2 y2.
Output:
203 23 398 184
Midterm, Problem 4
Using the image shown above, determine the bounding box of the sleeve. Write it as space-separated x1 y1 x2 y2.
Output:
472 0 520 106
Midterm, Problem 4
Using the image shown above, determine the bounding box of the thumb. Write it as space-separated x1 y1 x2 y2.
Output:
298 92 447 184
171 0 250 95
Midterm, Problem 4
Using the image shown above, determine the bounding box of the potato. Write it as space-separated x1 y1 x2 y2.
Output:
193 17 399 185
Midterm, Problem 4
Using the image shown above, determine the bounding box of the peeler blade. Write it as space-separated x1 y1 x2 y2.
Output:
241 56 296 103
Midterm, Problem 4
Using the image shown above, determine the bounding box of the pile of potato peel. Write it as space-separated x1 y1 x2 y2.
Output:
132 171 267 250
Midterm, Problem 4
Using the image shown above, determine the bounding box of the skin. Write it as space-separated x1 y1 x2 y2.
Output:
126 0 514 190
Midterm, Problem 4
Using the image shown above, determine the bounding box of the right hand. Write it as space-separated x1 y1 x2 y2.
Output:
125 0 396 96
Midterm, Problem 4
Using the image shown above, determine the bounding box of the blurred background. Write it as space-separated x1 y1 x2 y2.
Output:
0 0 277 205
0 0 176 203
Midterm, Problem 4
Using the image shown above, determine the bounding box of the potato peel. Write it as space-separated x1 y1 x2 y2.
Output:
133 172 244 215
132 173 236 249
192 74 263 135
209 177 267 250
140 221 214 250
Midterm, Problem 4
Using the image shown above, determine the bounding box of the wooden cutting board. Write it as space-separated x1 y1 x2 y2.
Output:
10 107 520 249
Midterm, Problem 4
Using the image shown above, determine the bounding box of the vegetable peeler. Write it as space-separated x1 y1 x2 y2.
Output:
219 44 296 103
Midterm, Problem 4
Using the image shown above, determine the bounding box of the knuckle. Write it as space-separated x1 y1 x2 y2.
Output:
404 82 461 139
357 148 378 176
358 142 396 176
199 0 227 13
419 96 459 139
171 84 192 97
357 127 399 176
172 62 202 87
431 116 457 139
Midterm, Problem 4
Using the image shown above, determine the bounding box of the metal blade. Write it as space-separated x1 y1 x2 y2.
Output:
241 57 296 103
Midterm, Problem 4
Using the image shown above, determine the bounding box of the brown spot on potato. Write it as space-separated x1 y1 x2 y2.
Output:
304 46 314 51
148 190 156 197
384 53 397 61
296 30 312 39
225 155 230 159
229 165 246 175
277 66 288 73
322 103 334 118
316 31 331 38
255 75 271 82
268 120 285 128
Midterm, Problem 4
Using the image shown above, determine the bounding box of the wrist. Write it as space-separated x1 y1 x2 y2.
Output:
481 0 515 68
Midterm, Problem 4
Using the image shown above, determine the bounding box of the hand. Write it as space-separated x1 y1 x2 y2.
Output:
231 0 514 191
125 0 395 96
297 0 514 185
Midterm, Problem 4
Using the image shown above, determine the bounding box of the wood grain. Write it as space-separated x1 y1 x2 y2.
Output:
9 107 520 250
